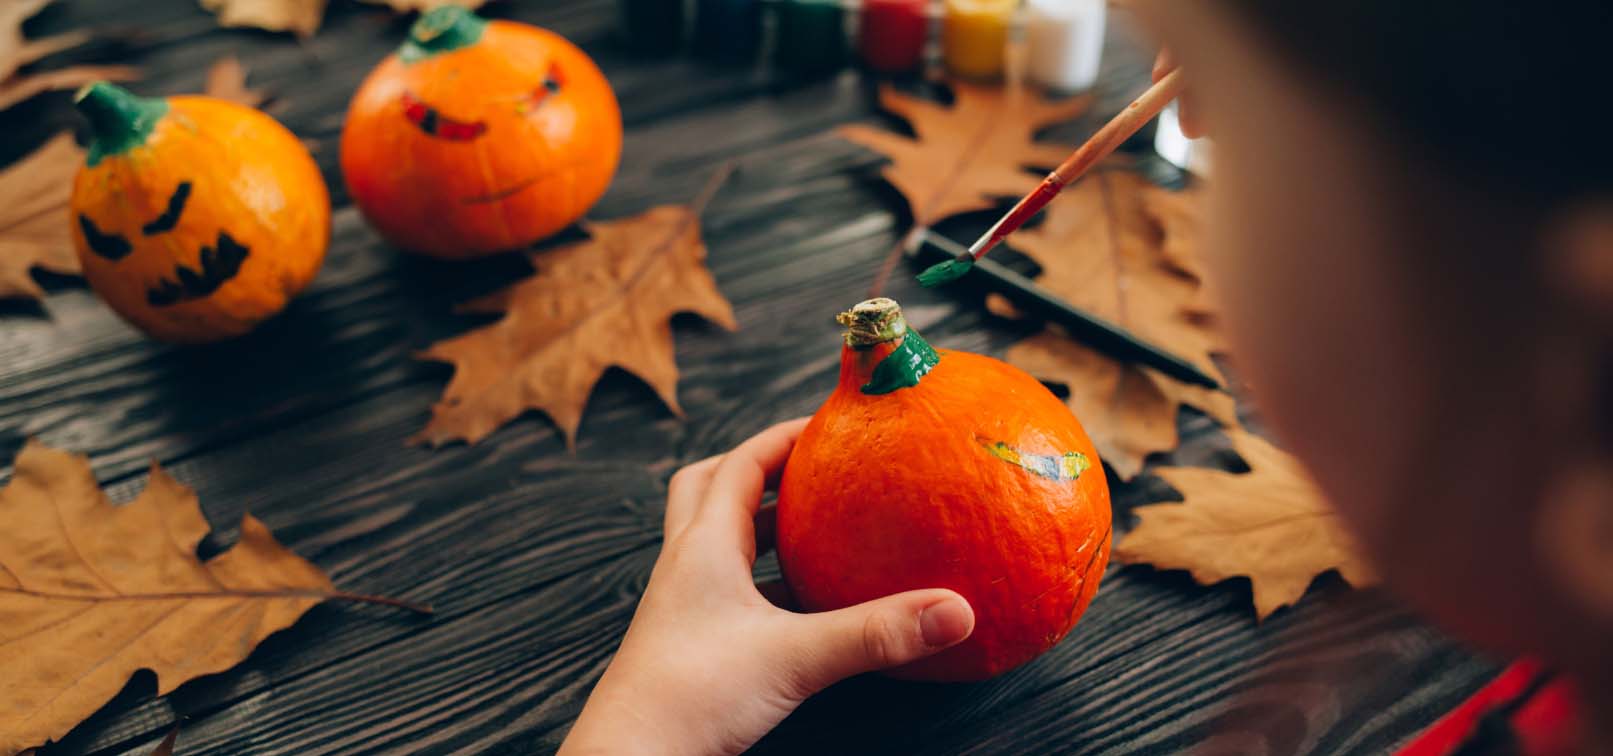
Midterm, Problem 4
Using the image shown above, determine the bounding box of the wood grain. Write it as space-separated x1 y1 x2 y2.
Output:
0 1 1495 754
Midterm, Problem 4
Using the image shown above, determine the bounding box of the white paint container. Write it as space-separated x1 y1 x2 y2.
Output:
1025 0 1107 93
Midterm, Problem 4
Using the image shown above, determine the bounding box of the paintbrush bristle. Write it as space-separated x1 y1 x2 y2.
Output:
917 258 974 288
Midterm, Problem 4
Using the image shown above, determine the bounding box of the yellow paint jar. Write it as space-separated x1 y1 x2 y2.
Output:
943 0 1016 80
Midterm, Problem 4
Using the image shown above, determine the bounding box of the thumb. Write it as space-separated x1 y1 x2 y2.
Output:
785 589 974 694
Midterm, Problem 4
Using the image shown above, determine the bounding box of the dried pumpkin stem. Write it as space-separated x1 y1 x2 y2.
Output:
401 6 488 63
837 297 907 347
74 82 168 167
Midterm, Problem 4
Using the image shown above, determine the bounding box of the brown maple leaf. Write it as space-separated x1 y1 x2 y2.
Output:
0 0 138 112
1113 429 1378 619
414 204 738 448
203 55 267 108
0 133 83 301
1003 169 1234 479
0 441 429 754
198 0 326 37
839 82 1089 230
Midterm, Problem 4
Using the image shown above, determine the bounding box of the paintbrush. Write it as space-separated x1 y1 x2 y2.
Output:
918 70 1186 287
906 228 1223 391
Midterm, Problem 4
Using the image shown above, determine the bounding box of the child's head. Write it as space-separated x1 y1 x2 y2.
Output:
1137 1 1613 674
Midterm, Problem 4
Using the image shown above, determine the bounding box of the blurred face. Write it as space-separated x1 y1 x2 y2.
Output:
1138 2 1562 651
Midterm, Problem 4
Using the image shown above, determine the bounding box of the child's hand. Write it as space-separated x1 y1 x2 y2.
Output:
559 419 975 756
1153 49 1206 138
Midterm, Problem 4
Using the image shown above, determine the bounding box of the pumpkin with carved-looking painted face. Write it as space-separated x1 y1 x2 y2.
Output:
340 7 623 259
69 82 330 343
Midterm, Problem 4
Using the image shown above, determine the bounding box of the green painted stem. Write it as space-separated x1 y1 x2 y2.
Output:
837 298 941 395
401 6 488 63
75 82 167 167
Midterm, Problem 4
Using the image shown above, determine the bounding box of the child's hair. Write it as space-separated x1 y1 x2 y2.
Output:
1225 2 1611 206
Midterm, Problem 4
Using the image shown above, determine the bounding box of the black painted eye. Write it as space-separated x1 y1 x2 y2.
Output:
142 181 192 235
78 215 132 261
542 77 561 93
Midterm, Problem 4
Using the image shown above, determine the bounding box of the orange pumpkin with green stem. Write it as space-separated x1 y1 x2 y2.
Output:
778 298 1112 682
340 7 623 259
69 82 329 343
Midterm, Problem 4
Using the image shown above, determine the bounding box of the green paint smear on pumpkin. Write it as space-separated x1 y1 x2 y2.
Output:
979 438 1091 482
861 328 940 395
401 6 487 63
75 82 168 167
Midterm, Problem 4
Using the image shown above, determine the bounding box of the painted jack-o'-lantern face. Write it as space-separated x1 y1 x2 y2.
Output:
340 7 624 259
69 83 330 343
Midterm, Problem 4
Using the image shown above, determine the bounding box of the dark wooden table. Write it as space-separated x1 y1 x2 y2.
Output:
1 2 1500 754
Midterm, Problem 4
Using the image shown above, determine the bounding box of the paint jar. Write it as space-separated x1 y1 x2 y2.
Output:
695 0 764 63
1154 101 1211 175
943 0 1015 80
777 0 849 75
859 0 929 74
618 0 686 56
1025 0 1106 92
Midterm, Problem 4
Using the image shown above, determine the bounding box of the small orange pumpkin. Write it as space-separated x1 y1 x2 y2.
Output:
340 7 623 259
69 82 330 343
778 298 1112 682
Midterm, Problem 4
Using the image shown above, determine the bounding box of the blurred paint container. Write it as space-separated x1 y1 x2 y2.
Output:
943 0 1014 80
695 0 764 62
1025 0 1106 92
777 0 849 74
860 0 929 73
1155 101 1211 175
618 0 686 55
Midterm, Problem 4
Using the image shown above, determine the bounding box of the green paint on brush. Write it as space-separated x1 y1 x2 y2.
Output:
401 6 487 63
917 257 975 288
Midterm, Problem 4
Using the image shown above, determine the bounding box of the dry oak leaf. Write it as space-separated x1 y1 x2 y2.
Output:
199 0 325 37
0 0 138 112
1139 183 1221 319
0 441 417 755
1004 169 1234 479
0 133 83 301
203 55 266 108
1113 428 1378 619
414 205 738 448
839 82 1089 229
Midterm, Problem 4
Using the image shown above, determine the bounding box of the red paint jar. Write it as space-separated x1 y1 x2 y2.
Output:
859 0 929 73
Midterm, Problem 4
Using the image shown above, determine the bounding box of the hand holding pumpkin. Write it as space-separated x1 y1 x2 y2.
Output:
560 420 975 756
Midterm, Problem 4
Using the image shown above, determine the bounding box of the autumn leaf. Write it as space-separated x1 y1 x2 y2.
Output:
839 82 1089 230
1113 429 1378 619
1003 169 1234 479
0 0 138 111
149 728 179 756
203 55 266 108
0 441 429 754
0 133 83 301
198 0 326 37
414 204 738 448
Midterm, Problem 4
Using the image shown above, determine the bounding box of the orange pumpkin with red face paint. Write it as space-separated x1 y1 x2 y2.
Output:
69 82 329 343
778 299 1113 682
340 7 623 259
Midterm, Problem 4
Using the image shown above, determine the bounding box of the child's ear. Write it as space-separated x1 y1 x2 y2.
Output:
1534 203 1613 624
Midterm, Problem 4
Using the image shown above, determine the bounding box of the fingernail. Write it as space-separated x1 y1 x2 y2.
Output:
919 597 974 648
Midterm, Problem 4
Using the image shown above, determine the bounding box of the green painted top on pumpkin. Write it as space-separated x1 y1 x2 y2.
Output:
837 298 941 395
74 82 169 167
401 6 488 63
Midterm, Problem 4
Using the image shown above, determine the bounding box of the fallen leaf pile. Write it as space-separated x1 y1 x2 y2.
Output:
414 204 738 448
843 79 1372 617
0 0 137 111
1113 430 1379 619
198 0 485 38
0 133 83 301
0 441 427 754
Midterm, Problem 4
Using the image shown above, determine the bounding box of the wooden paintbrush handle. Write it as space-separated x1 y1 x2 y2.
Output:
1050 69 1185 185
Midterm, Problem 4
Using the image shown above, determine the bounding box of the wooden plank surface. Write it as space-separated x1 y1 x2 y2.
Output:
0 1 1497 754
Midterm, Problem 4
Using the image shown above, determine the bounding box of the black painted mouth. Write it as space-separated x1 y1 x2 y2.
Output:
146 231 250 307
